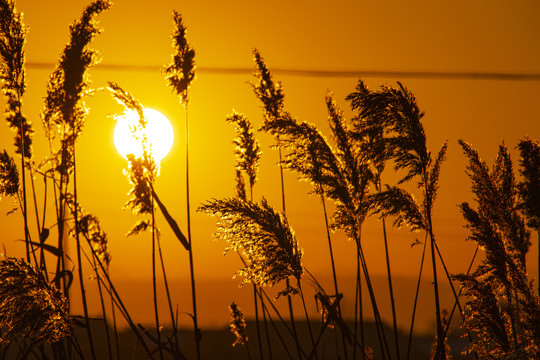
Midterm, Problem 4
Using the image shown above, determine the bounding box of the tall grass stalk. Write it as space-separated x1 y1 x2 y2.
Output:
252 49 305 360
228 110 269 359
0 0 34 265
350 80 450 359
150 200 165 360
73 149 97 360
319 191 349 359
406 236 427 360
163 11 201 359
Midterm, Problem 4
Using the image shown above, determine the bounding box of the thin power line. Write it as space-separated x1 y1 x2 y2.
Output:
26 61 540 81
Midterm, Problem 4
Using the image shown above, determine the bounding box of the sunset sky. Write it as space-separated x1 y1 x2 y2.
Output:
1 0 539 332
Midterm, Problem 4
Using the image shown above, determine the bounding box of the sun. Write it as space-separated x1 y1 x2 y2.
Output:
114 107 174 162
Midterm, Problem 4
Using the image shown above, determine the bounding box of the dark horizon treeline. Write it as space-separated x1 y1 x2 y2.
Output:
1 0 539 359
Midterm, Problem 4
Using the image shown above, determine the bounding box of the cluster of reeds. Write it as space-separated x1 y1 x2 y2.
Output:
1 0 539 359
0 0 196 358
201 51 540 360
454 139 540 359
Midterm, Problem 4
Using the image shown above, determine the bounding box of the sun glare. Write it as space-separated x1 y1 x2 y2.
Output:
114 108 174 162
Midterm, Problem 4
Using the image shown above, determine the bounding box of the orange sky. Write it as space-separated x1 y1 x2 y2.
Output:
1 0 540 331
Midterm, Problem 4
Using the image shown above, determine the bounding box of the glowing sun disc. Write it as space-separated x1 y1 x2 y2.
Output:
114 108 174 162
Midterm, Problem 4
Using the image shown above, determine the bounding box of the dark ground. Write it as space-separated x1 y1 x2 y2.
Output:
1 319 474 359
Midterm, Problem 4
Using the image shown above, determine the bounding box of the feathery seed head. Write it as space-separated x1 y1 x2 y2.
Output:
108 83 156 217
252 49 284 125
516 137 540 230
41 0 110 176
164 10 195 105
0 0 33 159
124 154 156 216
229 302 248 346
199 197 303 294
227 111 261 189
0 256 71 344
0 149 19 199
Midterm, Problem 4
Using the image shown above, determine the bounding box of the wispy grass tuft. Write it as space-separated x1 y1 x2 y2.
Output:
227 111 261 193
229 302 249 347
0 255 70 344
0 0 32 159
199 197 303 297
163 11 195 105
0 149 19 199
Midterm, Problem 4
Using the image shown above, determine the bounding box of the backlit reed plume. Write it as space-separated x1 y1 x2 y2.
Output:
353 80 449 359
229 302 249 347
347 82 401 359
227 111 261 195
0 0 32 159
109 82 169 359
516 137 540 295
1 0 33 267
261 93 391 358
252 49 284 125
455 140 540 359
108 82 155 225
0 255 70 344
517 137 540 232
199 197 303 297
164 11 195 106
0 149 18 200
42 0 111 175
40 4 110 358
227 111 268 359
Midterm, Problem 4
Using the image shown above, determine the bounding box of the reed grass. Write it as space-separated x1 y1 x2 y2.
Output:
0 2 539 359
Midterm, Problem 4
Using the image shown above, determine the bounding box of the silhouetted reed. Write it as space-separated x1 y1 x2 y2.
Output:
352 80 450 359
0 0 33 273
1 2 540 359
229 302 250 349
227 110 269 358
199 197 303 295
516 137 540 295
164 11 201 360
456 140 540 359
0 0 32 159
0 149 19 200
109 82 168 359
0 255 70 344
40 2 111 358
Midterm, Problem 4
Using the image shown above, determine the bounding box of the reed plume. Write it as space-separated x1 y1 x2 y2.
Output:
517 137 540 231
353 80 449 359
229 302 249 346
0 0 32 159
227 111 261 193
455 140 540 359
251 49 284 125
108 82 155 220
0 255 70 344
516 137 540 296
164 11 195 105
0 149 19 200
42 0 111 174
199 197 303 297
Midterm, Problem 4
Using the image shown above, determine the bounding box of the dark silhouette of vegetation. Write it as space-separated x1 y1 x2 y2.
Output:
0 1 539 359
455 140 540 359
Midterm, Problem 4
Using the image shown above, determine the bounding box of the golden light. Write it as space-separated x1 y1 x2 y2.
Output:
114 107 174 162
